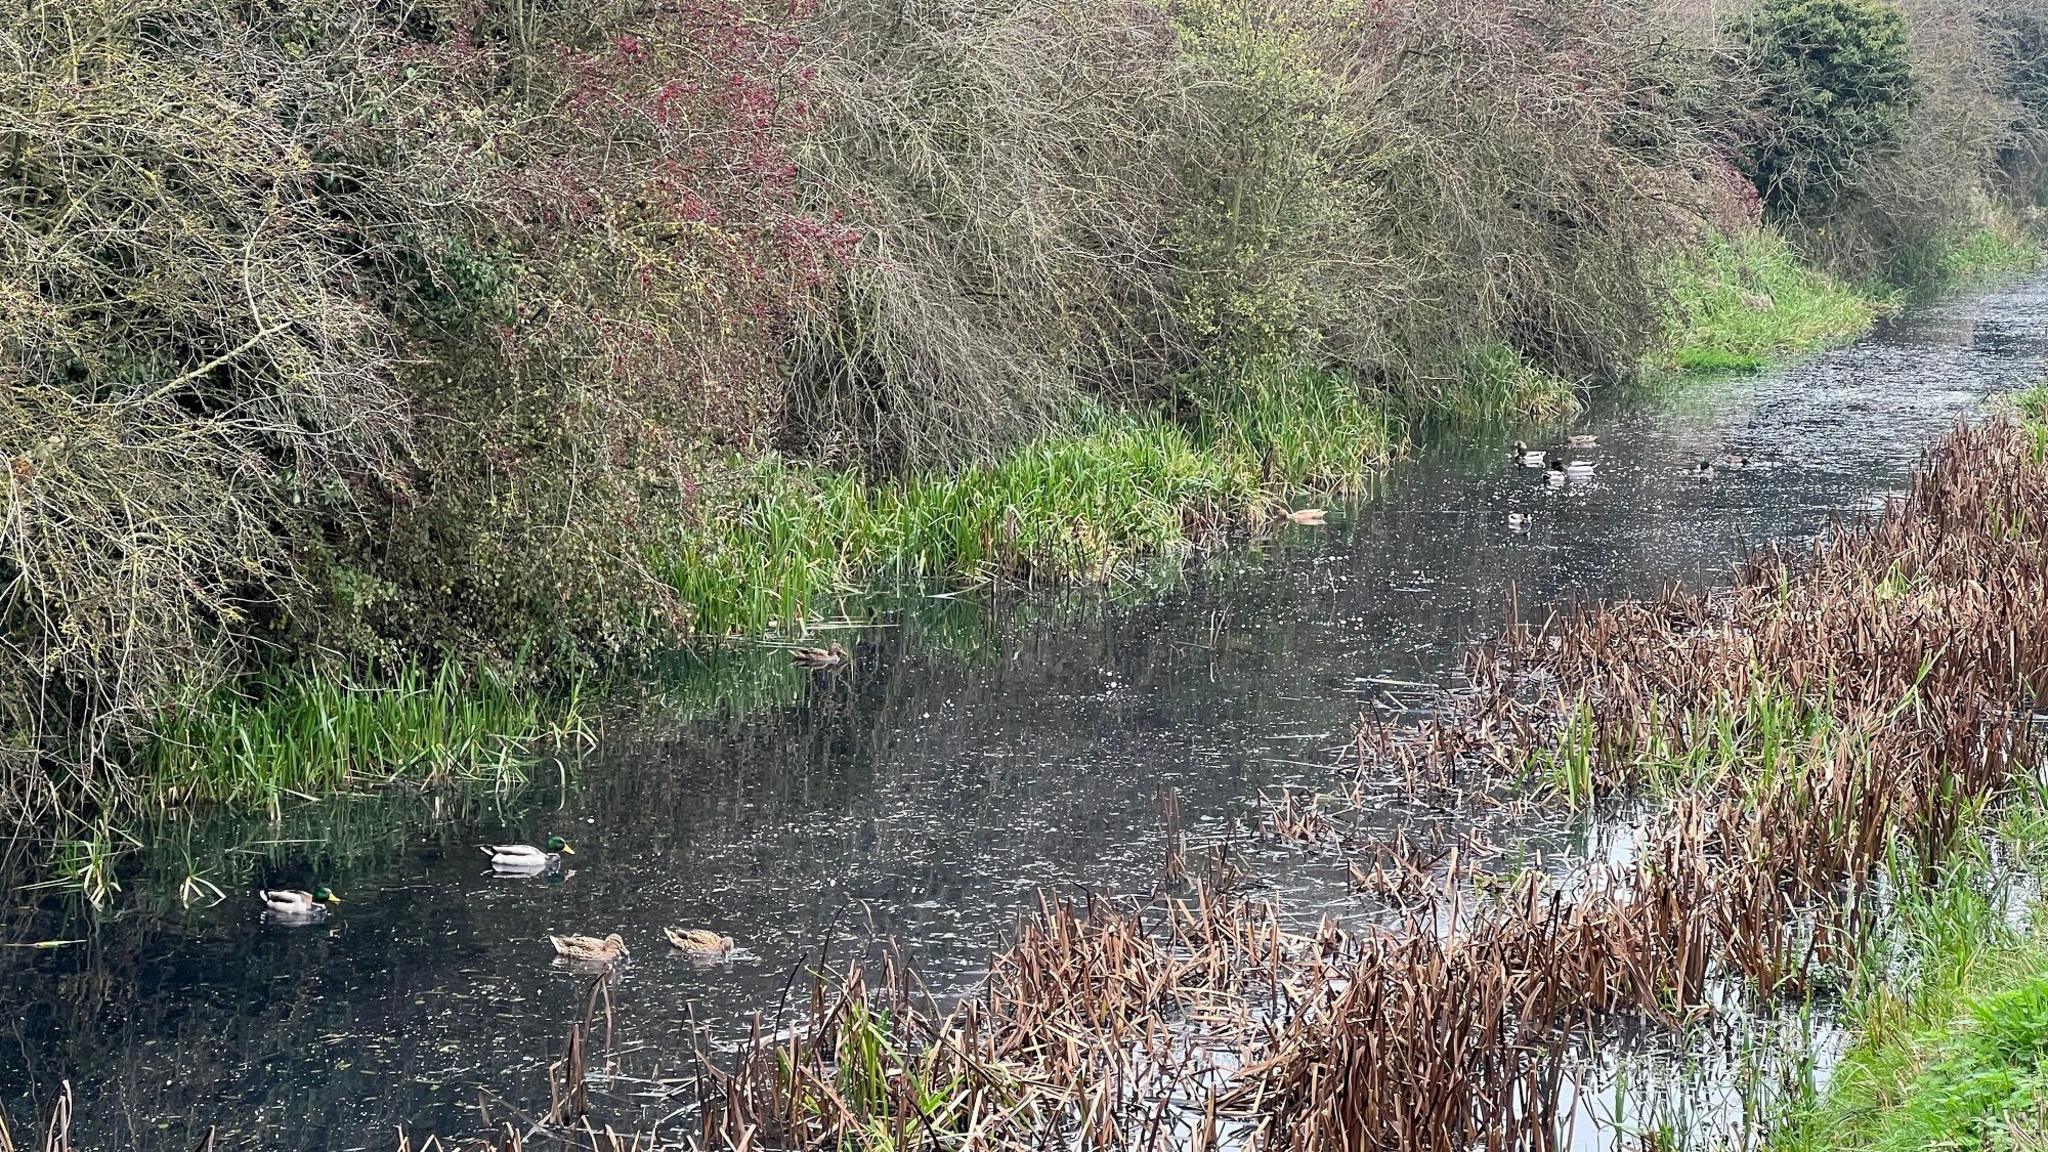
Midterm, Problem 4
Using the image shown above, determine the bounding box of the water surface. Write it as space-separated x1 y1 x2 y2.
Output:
5 281 2048 1147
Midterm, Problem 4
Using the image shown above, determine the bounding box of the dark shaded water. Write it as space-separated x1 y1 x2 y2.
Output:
5 281 2048 1147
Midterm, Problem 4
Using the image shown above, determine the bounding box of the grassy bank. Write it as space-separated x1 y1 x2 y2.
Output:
1657 231 1892 374
144 663 588 814
1770 802 2048 1152
110 227 1940 814
667 369 1393 638
10 0 2048 825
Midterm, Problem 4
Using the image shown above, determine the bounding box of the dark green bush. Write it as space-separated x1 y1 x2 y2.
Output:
1733 0 1920 216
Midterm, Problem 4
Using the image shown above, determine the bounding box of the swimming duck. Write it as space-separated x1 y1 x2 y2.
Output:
260 887 339 918
1567 434 1599 449
549 932 629 962
1556 458 1596 480
1512 441 1548 468
791 643 848 670
1507 512 1530 532
665 927 736 957
1285 507 1328 526
1693 459 1716 478
481 836 574 870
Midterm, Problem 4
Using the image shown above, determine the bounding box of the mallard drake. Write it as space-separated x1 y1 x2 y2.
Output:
1552 458 1596 480
481 836 573 870
261 887 339 918
1512 441 1548 468
1567 434 1599 449
664 927 735 957
791 643 848 670
549 932 628 962
1284 507 1328 526
1507 512 1530 532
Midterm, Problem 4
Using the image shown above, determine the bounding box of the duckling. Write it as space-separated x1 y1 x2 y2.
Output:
1284 507 1328 526
549 932 629 963
664 927 736 957
790 643 848 670
482 836 573 872
1512 441 1548 468
1567 434 1600 449
260 886 340 919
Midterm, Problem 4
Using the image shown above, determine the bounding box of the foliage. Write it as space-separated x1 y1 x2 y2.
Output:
779 0 1191 469
0 2 412 810
7 0 2046 823
1732 0 1920 216
1772 834 2048 1152
1658 231 1886 374
1300 0 1715 400
664 380 1388 637
146 662 586 814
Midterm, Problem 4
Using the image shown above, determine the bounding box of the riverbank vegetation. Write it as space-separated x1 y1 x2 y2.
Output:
6 0 2048 820
316 407 2048 1149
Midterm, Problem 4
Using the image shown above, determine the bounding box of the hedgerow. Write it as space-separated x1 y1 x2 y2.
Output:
3 0 2046 820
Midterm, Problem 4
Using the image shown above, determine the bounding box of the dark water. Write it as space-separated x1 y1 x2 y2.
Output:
5 281 2048 1147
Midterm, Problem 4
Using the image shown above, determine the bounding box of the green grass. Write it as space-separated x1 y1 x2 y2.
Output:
663 371 1393 638
1939 224 2045 290
146 661 587 815
1657 230 1889 376
1771 797 2048 1152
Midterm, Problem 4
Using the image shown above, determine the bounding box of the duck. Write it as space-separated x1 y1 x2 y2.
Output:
1512 441 1548 468
1554 458 1596 480
1693 459 1716 478
1507 512 1530 532
481 836 574 871
1284 507 1328 526
790 643 848 670
549 932 629 963
260 887 340 918
1567 434 1599 449
1545 466 1568 489
665 927 736 957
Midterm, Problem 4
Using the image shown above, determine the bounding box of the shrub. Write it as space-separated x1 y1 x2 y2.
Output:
779 0 1193 470
0 2 412 808
1732 0 1919 217
0 0 849 816
1302 0 1714 395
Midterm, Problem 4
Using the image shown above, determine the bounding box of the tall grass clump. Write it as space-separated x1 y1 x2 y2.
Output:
1659 231 1889 374
146 663 587 813
664 386 1383 636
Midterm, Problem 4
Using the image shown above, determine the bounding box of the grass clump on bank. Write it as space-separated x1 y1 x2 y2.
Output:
668 373 1390 637
1658 231 1889 375
145 664 587 814
1772 827 2048 1152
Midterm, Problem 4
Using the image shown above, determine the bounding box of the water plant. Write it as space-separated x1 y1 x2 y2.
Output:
145 661 588 815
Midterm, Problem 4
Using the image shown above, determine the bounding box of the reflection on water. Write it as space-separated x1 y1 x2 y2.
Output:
4 280 2048 1146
